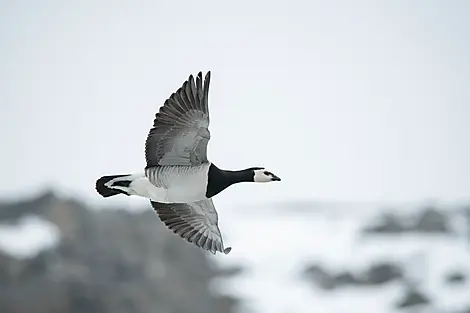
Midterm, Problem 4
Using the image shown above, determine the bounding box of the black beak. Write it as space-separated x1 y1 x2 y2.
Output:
271 175 281 181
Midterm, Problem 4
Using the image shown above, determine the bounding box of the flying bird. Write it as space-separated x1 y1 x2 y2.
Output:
95 71 280 254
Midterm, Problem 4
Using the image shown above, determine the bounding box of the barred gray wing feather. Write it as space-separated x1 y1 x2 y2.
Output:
145 71 211 167
150 199 232 255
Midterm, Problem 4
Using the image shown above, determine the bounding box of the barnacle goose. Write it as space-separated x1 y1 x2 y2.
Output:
95 71 280 255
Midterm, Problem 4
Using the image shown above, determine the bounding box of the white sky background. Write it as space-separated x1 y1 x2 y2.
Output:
1 0 469 208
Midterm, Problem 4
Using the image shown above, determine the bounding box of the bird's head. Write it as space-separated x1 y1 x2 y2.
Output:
249 167 281 183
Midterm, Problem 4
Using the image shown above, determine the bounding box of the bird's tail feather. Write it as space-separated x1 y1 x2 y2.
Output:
95 174 132 198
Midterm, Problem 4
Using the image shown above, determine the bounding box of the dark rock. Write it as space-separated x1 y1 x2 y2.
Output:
214 295 240 313
395 287 430 308
363 212 408 234
363 207 452 235
303 265 336 290
463 208 470 243
414 207 451 233
303 262 403 290
359 263 402 285
335 272 358 285
0 190 56 222
462 307 470 313
446 271 466 284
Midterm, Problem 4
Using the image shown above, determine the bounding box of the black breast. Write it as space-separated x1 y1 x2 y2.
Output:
206 164 231 198
205 164 255 198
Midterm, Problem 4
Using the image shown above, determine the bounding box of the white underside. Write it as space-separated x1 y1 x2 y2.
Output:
105 172 208 204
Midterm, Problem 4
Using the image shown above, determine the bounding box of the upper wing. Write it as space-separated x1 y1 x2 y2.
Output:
150 199 232 255
145 71 211 167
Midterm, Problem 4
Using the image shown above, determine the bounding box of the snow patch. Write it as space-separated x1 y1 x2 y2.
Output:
0 215 61 259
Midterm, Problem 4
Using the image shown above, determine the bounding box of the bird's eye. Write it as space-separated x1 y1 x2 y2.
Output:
264 171 272 176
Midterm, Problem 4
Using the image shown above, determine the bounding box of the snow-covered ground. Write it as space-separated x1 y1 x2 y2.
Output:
213 202 470 313
0 214 61 259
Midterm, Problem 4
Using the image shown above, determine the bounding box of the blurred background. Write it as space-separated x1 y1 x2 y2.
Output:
1 1 470 312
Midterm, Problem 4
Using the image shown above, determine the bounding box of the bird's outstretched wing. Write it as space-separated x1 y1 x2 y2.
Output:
150 199 231 255
145 71 211 167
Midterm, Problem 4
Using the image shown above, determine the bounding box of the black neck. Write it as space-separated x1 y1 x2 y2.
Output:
206 164 255 198
223 169 255 183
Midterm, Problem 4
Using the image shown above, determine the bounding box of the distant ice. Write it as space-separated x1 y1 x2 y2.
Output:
0 215 61 259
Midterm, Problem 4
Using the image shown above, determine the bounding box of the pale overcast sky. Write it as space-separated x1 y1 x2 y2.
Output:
1 0 469 207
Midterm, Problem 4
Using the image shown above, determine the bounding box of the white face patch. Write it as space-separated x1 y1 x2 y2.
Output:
253 169 275 183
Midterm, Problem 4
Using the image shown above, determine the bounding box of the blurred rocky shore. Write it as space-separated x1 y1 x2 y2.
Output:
0 191 240 313
2 191 470 313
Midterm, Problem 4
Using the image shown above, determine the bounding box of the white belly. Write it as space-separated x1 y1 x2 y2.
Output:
131 165 210 203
